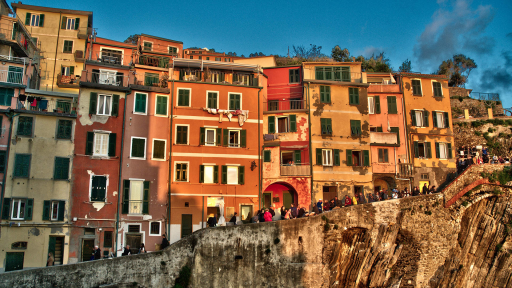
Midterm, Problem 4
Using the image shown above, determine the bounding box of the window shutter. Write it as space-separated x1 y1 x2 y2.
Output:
223 129 229 147
85 132 94 155
346 150 353 166
122 180 129 214
98 177 106 201
326 86 331 102
294 150 301 164
61 16 67 29
423 110 429 127
25 199 33 220
448 143 453 159
39 14 45 27
374 96 380 114
89 92 97 115
444 112 449 128
378 149 383 162
25 13 31 25
229 94 234 110
42 200 50 220
238 166 245 185
414 141 419 158
327 118 332 134
69 66 74 75
390 127 400 145
334 149 340 166
268 116 275 134
0 151 6 172
214 166 219 183
316 148 322 165
1 198 10 219
426 142 432 158
363 150 370 166
112 94 119 116
432 111 438 128
264 150 271 162
384 149 389 163
216 128 222 146
377 126 383 132
316 67 323 80
108 133 116 157
435 142 440 158
221 165 227 184
387 96 397 114
320 86 325 102
199 127 205 145
74 18 80 30
143 181 149 214
320 118 326 134
289 115 297 132
199 165 204 183
411 110 416 126
57 201 65 221
241 130 247 148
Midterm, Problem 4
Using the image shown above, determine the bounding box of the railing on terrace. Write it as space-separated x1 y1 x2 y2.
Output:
367 83 400 93
0 17 39 59
17 98 76 114
57 74 80 87
265 99 307 112
398 163 413 178
280 163 310 176
140 44 179 56
136 54 170 68
91 52 130 66
82 70 132 87
128 200 143 214
313 72 364 83
175 70 260 87
0 68 24 85
470 92 500 102
134 74 168 88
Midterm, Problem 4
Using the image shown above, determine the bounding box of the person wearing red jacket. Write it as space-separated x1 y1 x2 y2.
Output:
263 209 272 222
344 195 353 206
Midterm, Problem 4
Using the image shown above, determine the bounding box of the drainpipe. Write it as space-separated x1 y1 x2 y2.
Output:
0 110 15 220
258 87 262 209
307 82 313 208
399 75 413 190
167 78 175 241
52 12 62 92
114 92 128 255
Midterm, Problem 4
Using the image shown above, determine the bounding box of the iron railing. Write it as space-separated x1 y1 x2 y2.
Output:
399 163 413 178
266 99 306 111
470 92 500 102
82 70 132 87
128 200 143 214
280 163 311 176
17 98 76 114
0 68 23 84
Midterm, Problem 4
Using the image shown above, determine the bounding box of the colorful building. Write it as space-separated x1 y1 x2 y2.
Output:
367 73 410 191
400 73 456 189
303 62 372 203
261 65 311 210
184 47 240 62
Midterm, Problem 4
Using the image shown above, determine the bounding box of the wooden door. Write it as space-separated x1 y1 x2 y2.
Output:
82 239 94 261
48 236 64 265
263 193 271 208
5 252 24 271
126 234 142 255
283 192 293 209
181 214 192 238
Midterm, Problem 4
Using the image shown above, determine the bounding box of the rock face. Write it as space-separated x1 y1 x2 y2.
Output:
0 193 510 288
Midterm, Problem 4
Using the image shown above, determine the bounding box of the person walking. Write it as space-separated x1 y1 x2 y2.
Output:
317 199 323 213
160 235 169 250
47 252 54 266
422 183 429 195
229 212 238 224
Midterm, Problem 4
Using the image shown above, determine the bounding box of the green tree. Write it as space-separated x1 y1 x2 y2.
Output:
399 59 412 72
293 44 326 61
124 34 140 44
360 52 392 72
436 54 477 87
331 45 351 62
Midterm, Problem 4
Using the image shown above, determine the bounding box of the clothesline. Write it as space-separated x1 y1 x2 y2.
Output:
202 108 249 126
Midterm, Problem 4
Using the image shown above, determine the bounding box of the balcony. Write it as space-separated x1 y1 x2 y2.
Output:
89 52 130 67
74 50 85 62
80 70 132 92
368 83 400 93
265 99 307 112
77 27 92 39
469 92 500 102
399 163 413 178
0 16 39 59
128 200 143 215
131 73 169 93
280 164 310 176
57 74 80 88
370 132 398 146
0 67 24 86
136 54 170 69
17 98 76 115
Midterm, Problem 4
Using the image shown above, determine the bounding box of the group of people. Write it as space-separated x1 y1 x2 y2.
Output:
251 203 312 222
457 145 510 173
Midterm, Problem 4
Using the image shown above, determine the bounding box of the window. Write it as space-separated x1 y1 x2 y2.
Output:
263 150 271 162
289 69 300 83
152 139 166 160
56 119 72 139
87 132 116 157
315 66 350 81
433 82 443 97
155 95 168 116
414 141 432 158
320 118 332 135
63 40 73 53
412 110 429 127
177 89 190 107
277 117 289 133
207 92 218 109
205 128 216 146
93 133 109 156
144 73 159 87
176 125 188 144
134 93 147 114
412 79 422 96
97 94 112 116
54 157 70 180
90 175 107 201
175 162 188 181
387 96 397 114
199 56 202 60
378 149 389 163
168 47 177 55
215 57 221 61
206 57 210 60
0 87 14 106
13 154 30 178
200 165 219 184
352 151 361 166
322 149 332 166
131 137 146 159
98 69 117 85
50 201 59 221
349 88 359 105
0 150 6 173
63 17 79 30
190 56 193 59
368 97 375 114
103 231 113 248
150 222 161 236
31 14 40 26
350 120 361 136
320 86 330 103
229 130 240 147
42 200 65 221
435 142 453 159
126 180 148 214
433 111 449 128
421 174 429 180
17 116 33 136
25 13 44 27
143 42 152 51
221 165 244 185
229 93 241 110
346 150 370 166
390 127 400 145
11 199 27 220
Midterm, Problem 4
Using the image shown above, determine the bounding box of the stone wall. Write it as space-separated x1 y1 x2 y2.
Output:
1 191 511 288
450 97 504 118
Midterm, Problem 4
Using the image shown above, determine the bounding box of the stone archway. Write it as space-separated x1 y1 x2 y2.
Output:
263 182 301 210
373 176 396 192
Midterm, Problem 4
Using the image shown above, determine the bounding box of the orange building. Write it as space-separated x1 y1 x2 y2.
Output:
168 58 265 243
184 47 241 62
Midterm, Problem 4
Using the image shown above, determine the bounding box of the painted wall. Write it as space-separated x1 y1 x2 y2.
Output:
88 38 135 67
263 66 302 102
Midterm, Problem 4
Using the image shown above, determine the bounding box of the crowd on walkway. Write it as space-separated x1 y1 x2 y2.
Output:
457 145 510 173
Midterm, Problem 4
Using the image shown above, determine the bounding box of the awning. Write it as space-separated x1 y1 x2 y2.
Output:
173 58 260 72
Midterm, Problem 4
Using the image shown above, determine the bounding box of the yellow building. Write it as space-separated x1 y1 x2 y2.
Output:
303 62 372 202
11 3 92 93
400 73 456 190
0 88 76 272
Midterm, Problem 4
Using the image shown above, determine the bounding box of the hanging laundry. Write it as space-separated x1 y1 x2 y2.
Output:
39 100 48 110
226 112 232 121
27 96 34 103
35 97 42 102
31 99 37 107
18 94 26 101
238 114 245 126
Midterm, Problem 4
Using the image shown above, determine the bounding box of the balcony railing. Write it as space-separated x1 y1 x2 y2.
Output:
370 132 397 145
0 68 23 85
57 74 80 88
137 54 170 68
128 200 143 215
265 99 306 112
82 70 132 87
91 52 129 66
74 50 85 62
367 83 400 93
399 163 413 178
17 98 76 114
0 17 39 59
280 164 310 176
470 92 500 102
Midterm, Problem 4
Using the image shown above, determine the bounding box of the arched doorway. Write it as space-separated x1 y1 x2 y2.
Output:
373 177 396 192
262 182 299 209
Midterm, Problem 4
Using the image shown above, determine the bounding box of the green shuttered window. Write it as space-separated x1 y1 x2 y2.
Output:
289 69 300 83
229 94 241 110
17 116 33 136
134 93 147 114
350 120 361 136
54 157 70 180
144 73 159 86
289 115 297 132
13 154 30 178
433 82 443 97
57 119 72 139
412 79 422 96
387 96 397 114
131 138 146 159
63 40 73 53
349 88 359 105
315 66 350 81
320 86 330 103
178 89 190 107
321 118 332 135
0 150 6 173
207 92 218 109
268 116 275 134
263 150 271 162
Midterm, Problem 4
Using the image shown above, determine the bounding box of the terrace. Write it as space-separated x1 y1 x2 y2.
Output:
0 15 39 59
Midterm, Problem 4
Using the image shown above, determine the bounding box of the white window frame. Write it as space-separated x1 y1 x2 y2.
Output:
89 174 108 202
203 165 215 184
227 92 242 110
100 47 124 64
368 97 375 114
50 201 59 221
65 17 76 30
352 150 363 167
155 94 169 117
11 199 26 220
93 132 110 157
149 221 162 236
322 149 333 166
98 69 118 86
174 124 190 145
168 46 179 54
205 90 219 108
281 151 294 165
205 128 216 146
151 138 167 161
431 80 443 97
143 41 153 51
438 142 448 159
174 161 190 182
435 111 445 128
133 92 148 115
96 94 112 116
414 110 425 127
228 129 241 148
226 165 239 185
61 66 71 76
276 116 289 133
30 14 40 27
417 142 428 159
176 88 192 107
128 179 145 215
412 78 422 96
130 137 147 160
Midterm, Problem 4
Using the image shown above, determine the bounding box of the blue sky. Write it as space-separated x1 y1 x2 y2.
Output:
17 0 512 107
